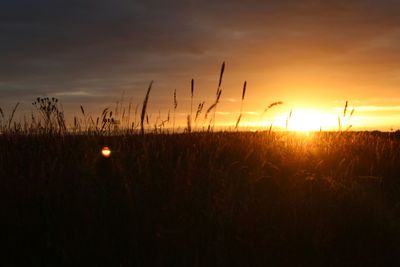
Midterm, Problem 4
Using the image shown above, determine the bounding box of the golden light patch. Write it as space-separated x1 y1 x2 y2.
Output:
274 109 338 132
289 110 338 132
101 146 111 158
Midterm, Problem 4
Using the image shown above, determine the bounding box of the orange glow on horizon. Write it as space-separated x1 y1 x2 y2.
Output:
275 109 339 132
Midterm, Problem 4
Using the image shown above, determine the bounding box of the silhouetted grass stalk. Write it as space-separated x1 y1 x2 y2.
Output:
173 89 177 133
259 101 283 128
141 81 153 135
206 62 225 131
235 81 247 130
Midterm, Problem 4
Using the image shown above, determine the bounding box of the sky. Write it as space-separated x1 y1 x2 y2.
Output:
1 0 400 130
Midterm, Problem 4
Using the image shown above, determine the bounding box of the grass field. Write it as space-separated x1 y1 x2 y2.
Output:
2 130 400 266
1 63 399 265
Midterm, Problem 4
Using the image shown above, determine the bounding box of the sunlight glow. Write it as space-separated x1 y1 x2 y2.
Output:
101 146 111 158
274 109 338 132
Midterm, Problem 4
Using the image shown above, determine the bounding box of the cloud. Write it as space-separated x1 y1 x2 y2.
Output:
1 0 400 115
54 91 92 97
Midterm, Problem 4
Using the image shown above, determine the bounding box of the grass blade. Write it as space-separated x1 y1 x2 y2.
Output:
141 81 153 135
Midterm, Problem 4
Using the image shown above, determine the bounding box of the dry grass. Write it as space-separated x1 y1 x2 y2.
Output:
0 61 288 135
235 80 247 129
140 81 153 135
2 131 400 265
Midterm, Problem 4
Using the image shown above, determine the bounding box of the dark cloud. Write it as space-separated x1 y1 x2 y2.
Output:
1 0 400 113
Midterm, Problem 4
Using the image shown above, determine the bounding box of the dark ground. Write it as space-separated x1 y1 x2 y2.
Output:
2 132 400 266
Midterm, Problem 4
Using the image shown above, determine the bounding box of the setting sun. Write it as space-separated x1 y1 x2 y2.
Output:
274 109 338 132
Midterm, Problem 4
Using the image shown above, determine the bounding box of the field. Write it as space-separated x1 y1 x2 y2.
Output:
1 64 399 265
2 130 400 266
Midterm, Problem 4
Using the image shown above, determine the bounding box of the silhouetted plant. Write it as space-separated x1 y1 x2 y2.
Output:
141 81 153 135
32 97 66 133
235 81 247 129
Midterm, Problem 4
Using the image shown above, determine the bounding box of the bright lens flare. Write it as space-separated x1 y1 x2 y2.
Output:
101 146 111 158
275 109 338 132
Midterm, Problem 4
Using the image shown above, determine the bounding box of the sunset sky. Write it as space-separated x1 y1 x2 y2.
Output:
1 0 400 130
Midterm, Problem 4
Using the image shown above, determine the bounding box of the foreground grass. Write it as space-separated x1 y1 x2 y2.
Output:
2 131 400 266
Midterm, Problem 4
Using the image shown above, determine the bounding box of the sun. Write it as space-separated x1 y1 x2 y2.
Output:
274 109 338 132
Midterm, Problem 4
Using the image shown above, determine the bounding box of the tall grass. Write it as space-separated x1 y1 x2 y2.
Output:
235 81 247 129
2 131 400 265
186 79 195 133
190 79 194 120
286 109 292 130
0 63 364 135
205 62 225 131
338 100 355 132
173 89 178 133
8 102 19 130
259 101 283 128
141 81 153 135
